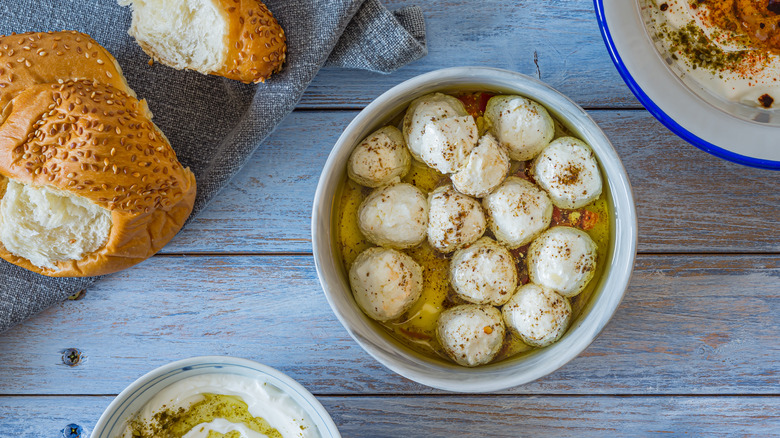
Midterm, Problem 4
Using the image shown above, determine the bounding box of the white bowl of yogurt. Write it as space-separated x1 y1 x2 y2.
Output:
92 356 340 438
596 0 780 170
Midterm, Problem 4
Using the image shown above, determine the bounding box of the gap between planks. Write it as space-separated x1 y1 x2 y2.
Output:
153 252 780 257
155 252 312 257
2 393 780 398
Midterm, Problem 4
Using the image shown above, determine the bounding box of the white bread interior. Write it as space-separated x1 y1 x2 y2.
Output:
0 180 112 271
118 0 228 73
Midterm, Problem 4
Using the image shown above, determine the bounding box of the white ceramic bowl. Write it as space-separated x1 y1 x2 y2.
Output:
596 0 780 170
312 67 637 392
92 356 340 437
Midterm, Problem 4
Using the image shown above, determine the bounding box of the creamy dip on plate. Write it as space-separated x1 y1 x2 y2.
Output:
644 0 780 109
121 374 319 438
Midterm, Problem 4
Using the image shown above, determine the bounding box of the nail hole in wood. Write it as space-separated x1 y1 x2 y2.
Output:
534 50 541 79
61 423 83 438
61 348 83 366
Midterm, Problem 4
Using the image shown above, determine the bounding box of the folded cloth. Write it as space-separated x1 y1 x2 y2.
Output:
0 0 427 334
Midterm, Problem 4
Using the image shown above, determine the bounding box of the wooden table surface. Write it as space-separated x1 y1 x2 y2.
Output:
2 1 780 436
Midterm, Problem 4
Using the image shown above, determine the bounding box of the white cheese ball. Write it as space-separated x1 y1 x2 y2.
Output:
451 133 511 198
527 226 598 297
533 137 603 209
349 247 423 322
348 126 411 188
427 185 487 253
482 177 553 249
502 283 571 347
419 115 479 174
358 183 428 249
484 95 555 161
403 92 470 162
450 237 518 306
436 304 505 367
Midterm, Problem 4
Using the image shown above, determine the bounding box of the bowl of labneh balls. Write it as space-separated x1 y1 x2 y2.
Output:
312 67 637 392
92 356 340 438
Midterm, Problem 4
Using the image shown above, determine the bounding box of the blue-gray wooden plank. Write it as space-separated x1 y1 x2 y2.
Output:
163 110 780 255
299 0 639 109
0 254 776 396
1 395 778 437
2 0 779 435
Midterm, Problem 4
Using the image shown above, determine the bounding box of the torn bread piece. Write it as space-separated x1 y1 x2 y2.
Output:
119 0 287 83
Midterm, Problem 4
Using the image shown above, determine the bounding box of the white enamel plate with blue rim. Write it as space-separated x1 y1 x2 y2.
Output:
595 0 780 170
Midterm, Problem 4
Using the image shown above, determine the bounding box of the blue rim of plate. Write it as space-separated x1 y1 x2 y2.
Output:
594 0 780 171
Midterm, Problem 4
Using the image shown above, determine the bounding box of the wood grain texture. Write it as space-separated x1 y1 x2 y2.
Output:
163 110 780 255
0 254 777 396
2 1 780 434
300 0 640 109
2 395 778 437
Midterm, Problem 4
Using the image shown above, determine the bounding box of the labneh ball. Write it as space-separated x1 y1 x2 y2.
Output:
436 304 505 367
484 95 555 161
482 177 553 249
402 92 478 173
427 185 486 253
451 134 511 198
450 237 517 306
527 226 598 298
533 137 602 209
358 183 428 249
349 247 423 322
502 283 571 347
419 114 478 174
348 126 411 188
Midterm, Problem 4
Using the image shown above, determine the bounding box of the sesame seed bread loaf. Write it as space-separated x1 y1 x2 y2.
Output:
0 31 135 112
0 32 197 277
119 0 287 84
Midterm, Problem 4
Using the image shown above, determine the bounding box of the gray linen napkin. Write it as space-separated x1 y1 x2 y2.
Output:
0 0 427 333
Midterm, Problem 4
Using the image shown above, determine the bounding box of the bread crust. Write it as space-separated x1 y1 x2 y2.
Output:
0 31 134 112
0 79 196 277
214 0 287 83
